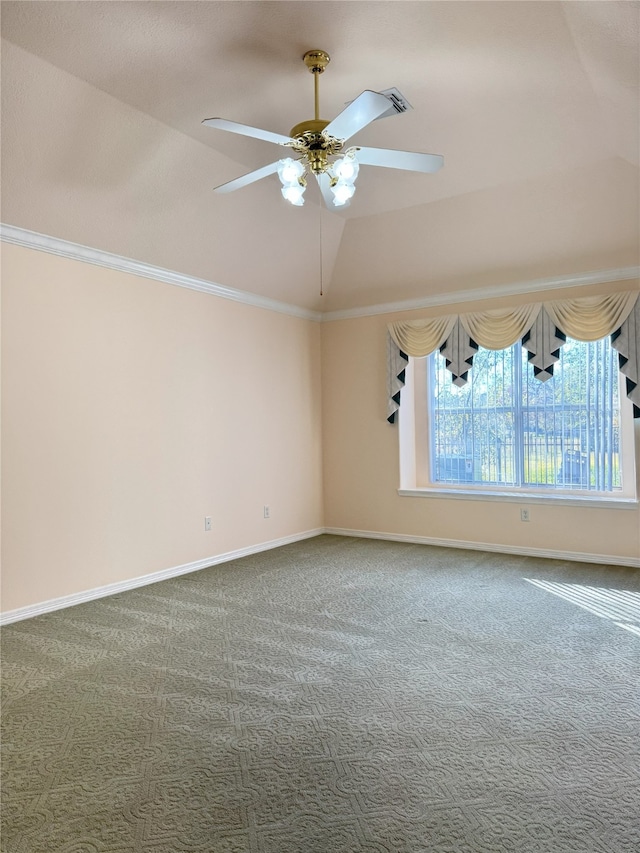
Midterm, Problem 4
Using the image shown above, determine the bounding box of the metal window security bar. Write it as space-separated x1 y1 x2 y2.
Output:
428 338 622 492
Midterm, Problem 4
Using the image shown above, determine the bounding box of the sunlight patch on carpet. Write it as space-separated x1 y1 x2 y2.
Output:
525 578 640 637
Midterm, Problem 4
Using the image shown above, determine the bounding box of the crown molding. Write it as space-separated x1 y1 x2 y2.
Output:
321 267 640 321
0 223 323 322
3 223 637 323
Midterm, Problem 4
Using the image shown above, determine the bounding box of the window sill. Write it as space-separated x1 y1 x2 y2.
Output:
398 488 638 510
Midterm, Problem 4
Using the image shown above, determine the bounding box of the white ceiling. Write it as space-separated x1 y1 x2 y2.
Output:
1 1 638 313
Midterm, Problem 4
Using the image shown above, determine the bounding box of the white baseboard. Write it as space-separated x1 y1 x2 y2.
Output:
0 529 324 625
3 526 637 624
324 527 640 568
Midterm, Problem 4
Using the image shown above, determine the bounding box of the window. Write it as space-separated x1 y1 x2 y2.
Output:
403 336 636 500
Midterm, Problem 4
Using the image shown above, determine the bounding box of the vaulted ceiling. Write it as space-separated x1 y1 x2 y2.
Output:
1 1 638 313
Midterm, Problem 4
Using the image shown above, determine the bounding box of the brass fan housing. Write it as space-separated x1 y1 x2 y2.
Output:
289 118 329 138
288 128 344 174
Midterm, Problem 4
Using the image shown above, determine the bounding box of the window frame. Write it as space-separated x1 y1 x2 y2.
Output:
398 349 638 509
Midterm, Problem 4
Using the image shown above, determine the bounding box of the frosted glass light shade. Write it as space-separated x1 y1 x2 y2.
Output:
277 158 305 185
281 184 305 205
331 181 356 206
332 155 359 182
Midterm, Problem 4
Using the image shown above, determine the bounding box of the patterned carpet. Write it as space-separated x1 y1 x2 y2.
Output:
2 535 640 852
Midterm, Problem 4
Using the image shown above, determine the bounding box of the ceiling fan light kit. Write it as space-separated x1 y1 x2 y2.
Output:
202 49 443 209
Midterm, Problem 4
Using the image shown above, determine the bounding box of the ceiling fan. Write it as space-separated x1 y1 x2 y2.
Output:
202 50 444 209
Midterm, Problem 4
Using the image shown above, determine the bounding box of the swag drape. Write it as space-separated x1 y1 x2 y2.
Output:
387 291 640 423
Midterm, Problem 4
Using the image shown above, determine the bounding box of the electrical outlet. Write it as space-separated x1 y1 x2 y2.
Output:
263 505 270 519
204 516 212 531
520 508 530 522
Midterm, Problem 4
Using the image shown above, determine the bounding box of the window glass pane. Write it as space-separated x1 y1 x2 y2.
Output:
428 338 621 492
430 347 518 486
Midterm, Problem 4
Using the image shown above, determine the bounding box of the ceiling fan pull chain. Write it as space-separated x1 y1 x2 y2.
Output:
319 203 324 297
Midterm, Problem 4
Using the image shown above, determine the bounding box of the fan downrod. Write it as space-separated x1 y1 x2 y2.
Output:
289 49 336 164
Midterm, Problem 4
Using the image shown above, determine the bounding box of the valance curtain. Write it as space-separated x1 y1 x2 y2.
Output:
387 291 640 422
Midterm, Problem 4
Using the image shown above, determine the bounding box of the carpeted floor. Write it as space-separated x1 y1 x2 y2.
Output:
2 535 639 852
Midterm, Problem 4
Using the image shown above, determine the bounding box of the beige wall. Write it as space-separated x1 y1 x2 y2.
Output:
2 244 638 617
1 243 323 613
321 286 640 564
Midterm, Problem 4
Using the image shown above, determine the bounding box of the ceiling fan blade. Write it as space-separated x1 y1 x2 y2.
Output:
355 146 444 173
315 173 350 210
324 91 391 142
214 161 280 194
202 118 291 146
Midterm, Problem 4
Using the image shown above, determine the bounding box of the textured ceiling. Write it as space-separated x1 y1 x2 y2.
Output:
1 1 638 312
